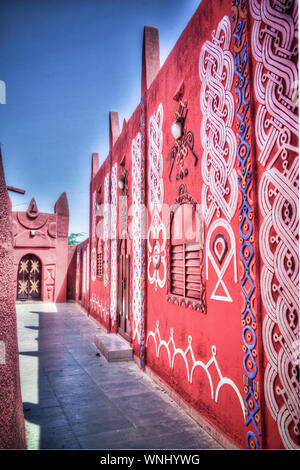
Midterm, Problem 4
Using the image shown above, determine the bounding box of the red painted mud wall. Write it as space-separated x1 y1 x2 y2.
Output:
88 156 111 327
0 151 26 449
71 0 299 450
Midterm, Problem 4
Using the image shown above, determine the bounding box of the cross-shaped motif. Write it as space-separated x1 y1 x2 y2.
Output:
30 260 40 273
18 280 28 295
19 260 29 274
29 279 39 294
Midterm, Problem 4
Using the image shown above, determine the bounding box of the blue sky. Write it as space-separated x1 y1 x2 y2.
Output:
0 0 201 239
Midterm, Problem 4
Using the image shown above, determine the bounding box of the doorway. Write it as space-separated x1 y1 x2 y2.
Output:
117 239 131 341
17 254 42 301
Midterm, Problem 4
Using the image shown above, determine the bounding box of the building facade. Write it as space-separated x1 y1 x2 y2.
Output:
13 193 69 303
69 0 299 450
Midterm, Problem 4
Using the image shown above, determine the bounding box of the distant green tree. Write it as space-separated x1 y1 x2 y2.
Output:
68 232 85 246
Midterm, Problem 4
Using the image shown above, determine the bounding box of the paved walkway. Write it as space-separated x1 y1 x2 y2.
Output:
16 302 222 450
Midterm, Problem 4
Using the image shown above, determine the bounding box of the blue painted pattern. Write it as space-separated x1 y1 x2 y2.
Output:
232 0 261 449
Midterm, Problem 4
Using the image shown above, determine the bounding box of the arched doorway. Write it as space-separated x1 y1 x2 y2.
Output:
17 254 42 301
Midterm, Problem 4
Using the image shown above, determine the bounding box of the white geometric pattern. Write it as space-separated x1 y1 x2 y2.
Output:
146 321 245 418
131 132 143 343
103 172 110 288
90 293 108 322
199 15 237 226
147 207 167 291
206 218 237 302
83 249 86 294
86 243 89 293
110 163 118 325
147 103 167 291
92 190 96 243
91 247 97 282
148 103 164 213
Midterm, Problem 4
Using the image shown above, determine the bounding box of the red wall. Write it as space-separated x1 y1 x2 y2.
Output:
0 151 26 449
70 0 299 451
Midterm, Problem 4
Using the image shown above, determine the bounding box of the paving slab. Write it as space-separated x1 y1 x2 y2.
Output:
94 333 133 362
17 302 223 450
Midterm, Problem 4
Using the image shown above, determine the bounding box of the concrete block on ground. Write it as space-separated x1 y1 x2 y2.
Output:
94 333 133 362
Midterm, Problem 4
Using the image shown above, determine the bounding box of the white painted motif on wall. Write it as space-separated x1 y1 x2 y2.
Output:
92 190 96 244
91 189 96 288
110 163 118 325
146 321 245 418
76 249 80 295
206 218 237 302
83 249 86 294
147 103 167 291
91 247 97 282
86 243 89 293
131 132 143 343
199 15 237 226
148 207 167 291
103 172 110 288
90 293 108 322
250 0 299 450
148 103 164 213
